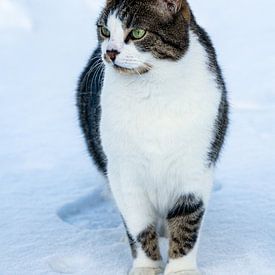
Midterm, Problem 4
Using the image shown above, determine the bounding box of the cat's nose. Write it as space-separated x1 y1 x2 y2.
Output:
106 50 120 62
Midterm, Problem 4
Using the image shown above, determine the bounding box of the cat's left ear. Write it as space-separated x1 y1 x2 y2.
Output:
158 0 191 23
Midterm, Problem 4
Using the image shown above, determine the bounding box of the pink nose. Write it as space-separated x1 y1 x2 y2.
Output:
106 50 120 62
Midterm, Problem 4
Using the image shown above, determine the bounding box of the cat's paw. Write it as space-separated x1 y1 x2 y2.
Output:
129 267 163 275
165 270 201 275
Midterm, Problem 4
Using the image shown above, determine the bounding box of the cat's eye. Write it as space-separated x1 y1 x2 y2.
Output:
131 29 146 40
101 26 110 38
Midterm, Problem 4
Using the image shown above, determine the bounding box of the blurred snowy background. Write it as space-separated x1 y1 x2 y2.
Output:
0 0 274 274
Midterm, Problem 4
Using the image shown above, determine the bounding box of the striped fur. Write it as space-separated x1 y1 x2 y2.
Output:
137 226 162 262
167 194 205 259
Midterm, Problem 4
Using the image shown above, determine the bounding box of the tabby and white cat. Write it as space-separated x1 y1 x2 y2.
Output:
77 0 228 274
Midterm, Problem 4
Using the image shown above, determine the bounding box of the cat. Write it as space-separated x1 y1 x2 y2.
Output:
77 0 229 274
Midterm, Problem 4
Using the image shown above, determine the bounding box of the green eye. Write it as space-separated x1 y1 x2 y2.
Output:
101 26 110 38
131 29 146 40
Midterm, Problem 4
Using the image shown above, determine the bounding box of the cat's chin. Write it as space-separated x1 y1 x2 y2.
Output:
113 64 152 75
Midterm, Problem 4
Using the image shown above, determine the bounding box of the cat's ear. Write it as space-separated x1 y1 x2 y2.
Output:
160 0 182 13
106 0 116 6
158 0 191 22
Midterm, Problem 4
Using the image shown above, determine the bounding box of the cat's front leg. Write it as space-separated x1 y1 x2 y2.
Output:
164 194 206 275
108 166 163 275
127 224 163 275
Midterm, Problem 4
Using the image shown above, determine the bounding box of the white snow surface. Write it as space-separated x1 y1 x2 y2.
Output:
0 0 32 31
0 1 274 274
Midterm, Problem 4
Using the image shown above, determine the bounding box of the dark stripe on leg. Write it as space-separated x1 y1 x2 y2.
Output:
123 220 137 258
137 225 162 261
167 194 205 259
127 230 137 258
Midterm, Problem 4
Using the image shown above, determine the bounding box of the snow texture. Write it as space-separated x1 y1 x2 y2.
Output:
0 0 32 31
0 0 274 274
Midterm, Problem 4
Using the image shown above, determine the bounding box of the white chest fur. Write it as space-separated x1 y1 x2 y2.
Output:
100 32 221 213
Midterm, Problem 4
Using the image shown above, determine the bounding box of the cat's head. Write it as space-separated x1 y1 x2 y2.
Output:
97 0 191 75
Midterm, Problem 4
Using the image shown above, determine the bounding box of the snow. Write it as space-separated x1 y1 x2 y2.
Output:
0 0 32 31
0 0 274 274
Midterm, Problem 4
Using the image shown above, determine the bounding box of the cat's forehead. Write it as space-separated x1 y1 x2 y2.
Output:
100 0 162 29
106 13 124 39
107 0 155 14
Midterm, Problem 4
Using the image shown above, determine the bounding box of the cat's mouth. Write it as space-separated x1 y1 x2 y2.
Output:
113 63 152 75
103 54 152 75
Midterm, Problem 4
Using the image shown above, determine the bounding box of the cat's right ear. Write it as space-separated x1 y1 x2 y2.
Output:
157 0 191 23
158 0 182 13
106 0 116 6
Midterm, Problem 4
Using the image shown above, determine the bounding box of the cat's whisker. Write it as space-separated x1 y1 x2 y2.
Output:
91 64 104 89
125 78 139 87
135 68 142 77
84 59 101 82
85 60 103 90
